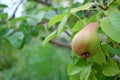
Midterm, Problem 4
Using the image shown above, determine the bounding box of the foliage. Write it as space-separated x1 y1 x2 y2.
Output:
0 0 120 80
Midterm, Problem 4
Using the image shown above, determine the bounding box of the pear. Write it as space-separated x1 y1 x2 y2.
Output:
72 22 102 58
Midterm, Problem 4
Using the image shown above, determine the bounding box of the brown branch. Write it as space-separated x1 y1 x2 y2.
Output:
8 0 24 20
112 55 120 63
41 37 71 49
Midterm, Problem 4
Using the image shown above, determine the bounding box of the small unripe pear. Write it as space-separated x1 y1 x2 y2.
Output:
72 22 100 59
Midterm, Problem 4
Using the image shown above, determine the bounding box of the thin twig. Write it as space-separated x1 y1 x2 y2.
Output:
41 37 71 49
8 0 24 20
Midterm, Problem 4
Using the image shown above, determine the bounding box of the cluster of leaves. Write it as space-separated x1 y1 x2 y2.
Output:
44 0 120 80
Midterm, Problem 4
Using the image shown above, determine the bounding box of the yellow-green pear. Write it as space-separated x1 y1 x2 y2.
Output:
72 22 106 65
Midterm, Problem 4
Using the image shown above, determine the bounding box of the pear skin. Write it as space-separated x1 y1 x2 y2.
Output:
72 22 106 65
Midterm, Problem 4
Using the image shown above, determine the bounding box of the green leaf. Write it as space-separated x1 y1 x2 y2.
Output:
44 10 56 19
100 17 120 43
103 57 120 76
69 74 79 80
0 13 8 19
43 31 57 46
0 4 8 8
80 64 92 80
67 14 79 28
11 16 28 24
108 11 120 32
67 63 83 75
87 12 103 23
72 20 86 33
91 47 107 65
58 15 68 35
48 14 65 28
102 43 120 56
67 59 86 75
5 31 24 49
70 2 95 13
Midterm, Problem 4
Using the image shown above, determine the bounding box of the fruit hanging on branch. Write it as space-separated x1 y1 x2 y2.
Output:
72 22 103 59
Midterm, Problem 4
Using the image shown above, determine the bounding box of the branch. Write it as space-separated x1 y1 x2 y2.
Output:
64 31 71 37
36 0 52 6
41 37 71 49
8 0 24 20
112 55 120 63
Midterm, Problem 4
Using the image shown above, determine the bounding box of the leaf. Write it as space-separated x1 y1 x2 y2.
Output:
44 10 56 19
67 62 83 75
80 64 92 80
100 17 120 43
0 13 8 19
11 16 28 24
0 4 8 8
103 57 120 76
43 31 57 46
5 32 24 49
67 59 86 75
72 20 86 33
102 43 120 56
69 74 79 80
58 15 68 35
108 11 120 32
70 2 95 13
48 14 65 28
87 12 103 23
67 14 79 28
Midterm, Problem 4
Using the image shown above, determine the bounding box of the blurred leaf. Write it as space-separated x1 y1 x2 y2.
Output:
108 11 120 32
19 20 32 44
44 10 56 19
102 43 120 56
70 2 95 13
72 20 86 33
0 28 8 41
11 16 28 24
3 29 14 37
26 18 37 26
68 61 85 75
100 17 120 43
0 4 8 8
67 14 79 28
58 15 68 34
48 14 65 28
0 13 8 19
87 12 102 23
80 64 92 80
31 26 39 37
43 31 57 46
69 74 79 80
103 57 120 76
35 11 45 22
5 31 24 49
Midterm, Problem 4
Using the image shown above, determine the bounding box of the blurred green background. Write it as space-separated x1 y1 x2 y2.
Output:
0 38 70 80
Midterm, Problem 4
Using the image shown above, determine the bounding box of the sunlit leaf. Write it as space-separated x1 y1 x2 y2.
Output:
108 11 120 32
48 14 65 28
70 2 95 13
58 15 68 34
43 31 57 46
